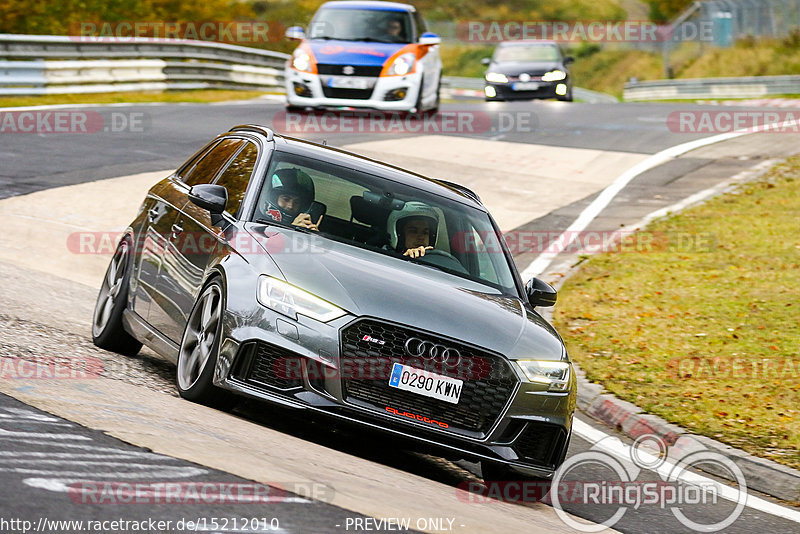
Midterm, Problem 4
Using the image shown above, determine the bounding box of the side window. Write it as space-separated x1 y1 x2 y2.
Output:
413 11 426 37
181 139 246 187
214 142 259 217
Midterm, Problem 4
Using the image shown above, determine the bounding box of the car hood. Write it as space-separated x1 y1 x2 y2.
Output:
307 39 406 67
489 61 563 76
246 224 565 360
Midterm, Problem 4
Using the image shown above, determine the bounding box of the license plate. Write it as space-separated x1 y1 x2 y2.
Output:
388 362 463 404
327 76 371 89
512 82 539 91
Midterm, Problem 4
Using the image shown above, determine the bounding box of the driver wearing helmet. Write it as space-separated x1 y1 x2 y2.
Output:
387 201 438 259
262 168 322 231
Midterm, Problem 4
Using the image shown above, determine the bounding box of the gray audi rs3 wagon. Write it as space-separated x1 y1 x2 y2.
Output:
92 125 576 481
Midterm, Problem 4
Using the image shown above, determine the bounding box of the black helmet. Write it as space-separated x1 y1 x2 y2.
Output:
263 168 315 222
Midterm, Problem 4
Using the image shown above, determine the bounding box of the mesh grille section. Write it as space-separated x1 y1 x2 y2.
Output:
247 342 303 390
317 64 382 77
340 319 518 435
512 423 567 466
321 86 374 100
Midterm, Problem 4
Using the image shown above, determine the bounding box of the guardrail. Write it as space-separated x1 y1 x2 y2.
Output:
624 75 800 101
0 34 619 103
0 34 289 95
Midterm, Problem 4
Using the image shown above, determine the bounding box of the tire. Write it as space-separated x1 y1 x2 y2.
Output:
285 105 306 113
92 236 142 356
557 88 574 102
176 278 237 410
427 79 440 115
413 76 425 113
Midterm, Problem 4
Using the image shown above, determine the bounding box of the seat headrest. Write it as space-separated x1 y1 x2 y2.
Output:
350 196 391 227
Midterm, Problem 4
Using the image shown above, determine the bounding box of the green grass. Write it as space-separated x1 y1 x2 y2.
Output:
553 157 800 469
0 90 280 108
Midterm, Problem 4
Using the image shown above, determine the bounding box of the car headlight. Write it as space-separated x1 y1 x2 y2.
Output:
542 70 567 82
257 276 345 323
485 72 508 84
516 360 571 391
292 49 314 73
384 53 416 76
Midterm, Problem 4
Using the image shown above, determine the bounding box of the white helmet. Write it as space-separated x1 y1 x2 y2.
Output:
387 201 440 251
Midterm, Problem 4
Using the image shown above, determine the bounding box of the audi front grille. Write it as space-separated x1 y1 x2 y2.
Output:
339 319 519 438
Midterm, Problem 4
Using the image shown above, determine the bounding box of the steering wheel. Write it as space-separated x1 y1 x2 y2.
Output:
415 249 468 274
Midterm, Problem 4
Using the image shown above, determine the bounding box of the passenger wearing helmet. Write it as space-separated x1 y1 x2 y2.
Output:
262 168 322 231
387 201 439 259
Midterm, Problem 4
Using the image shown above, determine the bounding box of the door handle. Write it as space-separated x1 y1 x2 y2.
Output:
148 208 158 222
170 223 183 239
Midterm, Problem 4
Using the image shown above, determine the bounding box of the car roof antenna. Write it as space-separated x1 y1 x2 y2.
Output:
322 138 328 146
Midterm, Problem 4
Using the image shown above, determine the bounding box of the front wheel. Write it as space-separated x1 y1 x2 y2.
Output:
176 278 237 410
92 236 142 356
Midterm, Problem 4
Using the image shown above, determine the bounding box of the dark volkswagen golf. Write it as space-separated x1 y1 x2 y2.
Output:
92 125 576 481
483 40 574 102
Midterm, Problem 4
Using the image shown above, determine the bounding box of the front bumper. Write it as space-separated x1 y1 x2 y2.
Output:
484 80 570 101
215 305 576 478
285 68 421 111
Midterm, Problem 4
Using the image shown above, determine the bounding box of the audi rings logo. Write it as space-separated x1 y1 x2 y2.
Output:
404 337 462 365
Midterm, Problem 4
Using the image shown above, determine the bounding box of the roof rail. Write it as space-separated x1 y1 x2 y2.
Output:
437 180 482 204
230 124 275 141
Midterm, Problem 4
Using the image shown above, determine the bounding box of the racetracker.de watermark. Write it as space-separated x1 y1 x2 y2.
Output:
273 355 492 382
67 229 718 256
667 110 800 133
467 230 717 255
0 111 147 134
68 21 284 44
67 481 333 504
272 110 538 135
0 356 104 379
668 356 799 381
458 20 714 43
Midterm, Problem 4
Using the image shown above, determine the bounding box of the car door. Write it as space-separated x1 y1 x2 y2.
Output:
147 138 247 342
132 141 222 324
168 140 261 338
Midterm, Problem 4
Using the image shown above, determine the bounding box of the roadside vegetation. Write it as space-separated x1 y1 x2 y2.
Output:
0 90 277 108
553 157 800 469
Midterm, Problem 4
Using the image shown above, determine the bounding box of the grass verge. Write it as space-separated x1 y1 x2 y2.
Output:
553 156 800 469
0 90 280 108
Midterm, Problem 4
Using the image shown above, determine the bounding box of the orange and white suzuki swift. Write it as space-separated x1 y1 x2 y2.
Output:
284 1 442 113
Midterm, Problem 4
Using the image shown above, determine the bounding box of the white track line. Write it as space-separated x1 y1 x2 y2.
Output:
520 118 800 279
573 419 800 523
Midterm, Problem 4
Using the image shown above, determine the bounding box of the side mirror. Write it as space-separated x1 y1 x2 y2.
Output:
481 57 491 66
419 32 441 45
525 278 557 308
189 184 228 226
285 26 305 41
563 56 575 65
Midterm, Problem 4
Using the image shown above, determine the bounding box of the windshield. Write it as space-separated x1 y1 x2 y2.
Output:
253 151 519 295
494 44 560 63
309 8 414 43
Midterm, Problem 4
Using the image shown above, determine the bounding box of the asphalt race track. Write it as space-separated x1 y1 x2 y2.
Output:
1 97 799 533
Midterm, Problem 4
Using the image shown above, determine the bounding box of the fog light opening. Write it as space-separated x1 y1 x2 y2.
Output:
555 84 568 96
293 82 312 98
384 88 408 101
484 86 497 98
